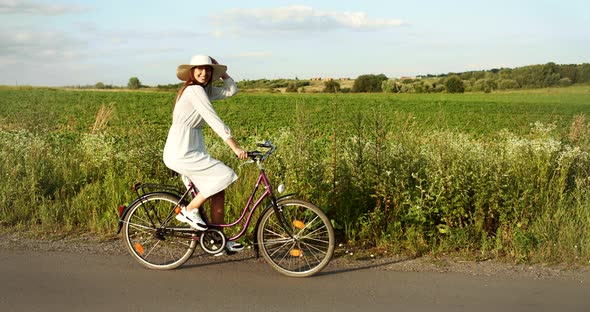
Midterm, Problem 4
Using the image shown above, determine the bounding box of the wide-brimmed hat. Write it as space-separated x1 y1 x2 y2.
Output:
176 55 227 82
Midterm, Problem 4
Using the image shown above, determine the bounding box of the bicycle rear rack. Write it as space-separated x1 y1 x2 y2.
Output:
132 181 183 198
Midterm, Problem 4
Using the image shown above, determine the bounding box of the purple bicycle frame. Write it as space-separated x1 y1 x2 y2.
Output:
186 170 275 242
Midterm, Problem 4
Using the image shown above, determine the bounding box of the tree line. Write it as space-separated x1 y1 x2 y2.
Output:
270 62 590 94
83 62 589 93
380 62 590 94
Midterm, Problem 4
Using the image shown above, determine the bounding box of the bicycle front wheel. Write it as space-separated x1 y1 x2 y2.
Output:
122 192 197 270
257 199 335 277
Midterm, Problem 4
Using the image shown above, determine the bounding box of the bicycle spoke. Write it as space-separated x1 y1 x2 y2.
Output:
263 228 290 241
143 239 161 259
293 215 320 236
258 199 335 277
127 222 155 233
123 193 196 270
262 238 293 245
296 242 314 271
267 240 294 257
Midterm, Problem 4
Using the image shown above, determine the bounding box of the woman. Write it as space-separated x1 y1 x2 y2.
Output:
163 54 247 252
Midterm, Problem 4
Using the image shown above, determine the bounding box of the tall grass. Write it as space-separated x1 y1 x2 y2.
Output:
249 110 590 263
1 88 589 263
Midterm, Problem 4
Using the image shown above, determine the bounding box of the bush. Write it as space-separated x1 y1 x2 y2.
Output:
498 79 520 90
352 74 388 93
382 79 401 93
472 79 497 93
323 80 341 93
559 77 573 87
444 75 465 93
285 83 298 93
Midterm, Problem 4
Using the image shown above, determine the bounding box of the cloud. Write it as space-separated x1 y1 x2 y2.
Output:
71 21 207 45
214 5 406 35
0 30 80 62
0 0 88 15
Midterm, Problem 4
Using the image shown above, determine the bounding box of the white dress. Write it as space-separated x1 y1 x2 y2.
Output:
163 78 239 198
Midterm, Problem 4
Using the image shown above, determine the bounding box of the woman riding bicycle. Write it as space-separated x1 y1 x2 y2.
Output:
162 54 248 253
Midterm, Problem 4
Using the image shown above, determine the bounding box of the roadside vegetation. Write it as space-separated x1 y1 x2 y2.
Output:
1 65 590 265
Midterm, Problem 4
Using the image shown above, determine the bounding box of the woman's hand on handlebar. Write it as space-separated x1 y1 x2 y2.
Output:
225 137 248 160
234 148 248 160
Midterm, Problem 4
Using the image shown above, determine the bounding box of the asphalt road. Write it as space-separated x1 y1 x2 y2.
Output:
1 248 589 312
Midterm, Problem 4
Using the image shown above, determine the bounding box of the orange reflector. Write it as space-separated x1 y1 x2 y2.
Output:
290 249 303 257
292 220 305 229
175 206 182 214
134 243 145 256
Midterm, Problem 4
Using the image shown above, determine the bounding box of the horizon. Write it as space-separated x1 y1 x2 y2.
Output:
54 61 590 88
5 60 588 89
1 0 589 87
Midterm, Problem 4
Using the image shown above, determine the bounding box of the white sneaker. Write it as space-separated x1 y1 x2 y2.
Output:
214 241 245 257
175 207 207 231
175 212 188 223
226 241 245 252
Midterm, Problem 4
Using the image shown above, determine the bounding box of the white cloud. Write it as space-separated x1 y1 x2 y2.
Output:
0 30 80 61
0 0 88 15
214 5 406 35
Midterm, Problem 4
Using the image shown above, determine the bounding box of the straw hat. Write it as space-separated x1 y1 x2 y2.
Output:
176 55 227 82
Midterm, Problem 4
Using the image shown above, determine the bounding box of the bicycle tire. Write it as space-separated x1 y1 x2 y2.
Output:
122 192 196 270
257 199 335 277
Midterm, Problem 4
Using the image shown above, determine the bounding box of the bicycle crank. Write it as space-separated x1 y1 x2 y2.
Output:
199 229 226 255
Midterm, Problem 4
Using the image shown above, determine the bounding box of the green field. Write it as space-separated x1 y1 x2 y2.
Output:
1 86 590 263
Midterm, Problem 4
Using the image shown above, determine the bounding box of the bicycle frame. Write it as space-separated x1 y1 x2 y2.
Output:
118 142 294 242
183 166 279 242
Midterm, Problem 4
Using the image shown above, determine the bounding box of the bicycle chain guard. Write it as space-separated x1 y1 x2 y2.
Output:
199 229 226 255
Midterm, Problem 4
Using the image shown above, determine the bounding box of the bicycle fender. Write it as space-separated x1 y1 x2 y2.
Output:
252 193 297 257
116 191 181 234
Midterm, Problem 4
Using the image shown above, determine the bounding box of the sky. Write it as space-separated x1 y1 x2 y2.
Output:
1 0 589 87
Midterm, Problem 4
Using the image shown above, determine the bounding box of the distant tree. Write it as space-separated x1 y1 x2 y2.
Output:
432 82 445 93
323 80 340 93
95 82 105 89
352 74 388 92
128 77 141 89
413 81 431 93
559 77 573 87
156 82 183 90
577 63 590 83
498 79 520 90
558 64 578 83
498 68 513 79
444 75 465 93
382 79 401 93
543 73 561 87
543 62 558 75
473 79 497 93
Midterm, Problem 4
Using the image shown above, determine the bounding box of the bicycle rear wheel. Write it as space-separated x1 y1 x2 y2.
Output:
122 192 197 270
257 199 335 277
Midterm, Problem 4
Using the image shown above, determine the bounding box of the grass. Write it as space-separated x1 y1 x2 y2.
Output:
1 85 589 264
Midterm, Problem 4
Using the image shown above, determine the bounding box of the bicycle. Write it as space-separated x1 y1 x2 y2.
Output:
117 140 335 277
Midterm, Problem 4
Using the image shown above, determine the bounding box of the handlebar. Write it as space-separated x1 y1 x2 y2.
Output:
247 140 275 162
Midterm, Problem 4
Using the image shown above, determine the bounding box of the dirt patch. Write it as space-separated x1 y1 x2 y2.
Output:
1 231 587 281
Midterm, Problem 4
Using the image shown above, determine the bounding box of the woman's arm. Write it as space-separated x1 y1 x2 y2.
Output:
225 137 248 160
209 57 238 100
187 86 246 159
